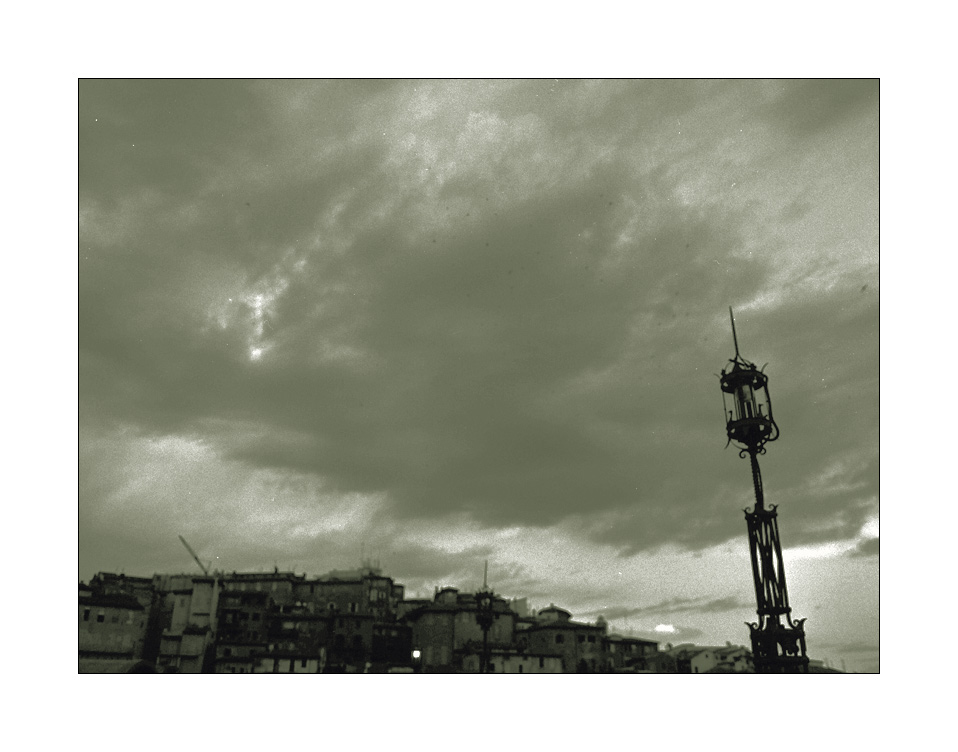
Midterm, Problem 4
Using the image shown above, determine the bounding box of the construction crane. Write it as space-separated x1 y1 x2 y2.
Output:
178 535 210 575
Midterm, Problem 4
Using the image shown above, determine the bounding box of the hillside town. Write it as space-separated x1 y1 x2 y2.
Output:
78 562 840 673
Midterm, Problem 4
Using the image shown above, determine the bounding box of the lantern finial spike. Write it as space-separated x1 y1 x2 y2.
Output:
729 307 741 359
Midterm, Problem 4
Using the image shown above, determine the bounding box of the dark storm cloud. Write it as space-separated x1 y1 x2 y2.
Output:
80 80 256 199
80 80 878 585
593 595 752 622
366 540 495 584
761 79 879 138
848 537 879 558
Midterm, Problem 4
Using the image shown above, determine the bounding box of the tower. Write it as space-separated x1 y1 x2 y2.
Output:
719 308 809 673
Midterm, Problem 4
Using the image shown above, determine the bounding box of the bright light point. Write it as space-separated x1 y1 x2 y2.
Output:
654 624 676 633
250 347 263 360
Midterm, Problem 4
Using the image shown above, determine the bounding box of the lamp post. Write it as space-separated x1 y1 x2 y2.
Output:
719 308 809 674
474 561 497 674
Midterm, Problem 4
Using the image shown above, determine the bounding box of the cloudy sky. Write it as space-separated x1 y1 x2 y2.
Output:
79 79 878 672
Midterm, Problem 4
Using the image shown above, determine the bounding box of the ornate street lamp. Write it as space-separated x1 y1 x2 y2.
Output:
720 308 809 674
474 561 497 674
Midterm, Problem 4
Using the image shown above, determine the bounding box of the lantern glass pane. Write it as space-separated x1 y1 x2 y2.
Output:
735 384 755 420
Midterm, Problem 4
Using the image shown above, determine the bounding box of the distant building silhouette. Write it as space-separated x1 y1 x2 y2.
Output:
86 565 833 673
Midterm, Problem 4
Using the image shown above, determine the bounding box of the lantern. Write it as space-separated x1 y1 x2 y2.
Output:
719 309 779 453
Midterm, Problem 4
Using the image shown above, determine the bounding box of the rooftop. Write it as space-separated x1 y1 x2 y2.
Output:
79 593 144 611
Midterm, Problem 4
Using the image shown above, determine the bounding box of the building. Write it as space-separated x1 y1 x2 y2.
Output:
79 587 148 663
213 589 272 674
666 643 754 673
606 634 659 672
461 648 563 674
371 622 413 669
223 569 304 608
155 575 221 673
90 572 155 609
397 598 432 620
703 644 754 673
82 564 709 674
294 563 403 621
255 653 324 673
404 587 517 673
520 605 608 672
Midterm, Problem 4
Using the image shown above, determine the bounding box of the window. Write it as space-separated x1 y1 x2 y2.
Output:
539 657 545 669
82 609 90 622
555 634 564 644
301 659 308 668
587 635 595 644
97 611 105 623
578 635 585 643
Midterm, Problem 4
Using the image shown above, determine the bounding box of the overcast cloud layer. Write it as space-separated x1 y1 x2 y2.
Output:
79 79 878 671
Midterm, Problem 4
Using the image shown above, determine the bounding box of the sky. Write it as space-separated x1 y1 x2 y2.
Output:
78 79 879 672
